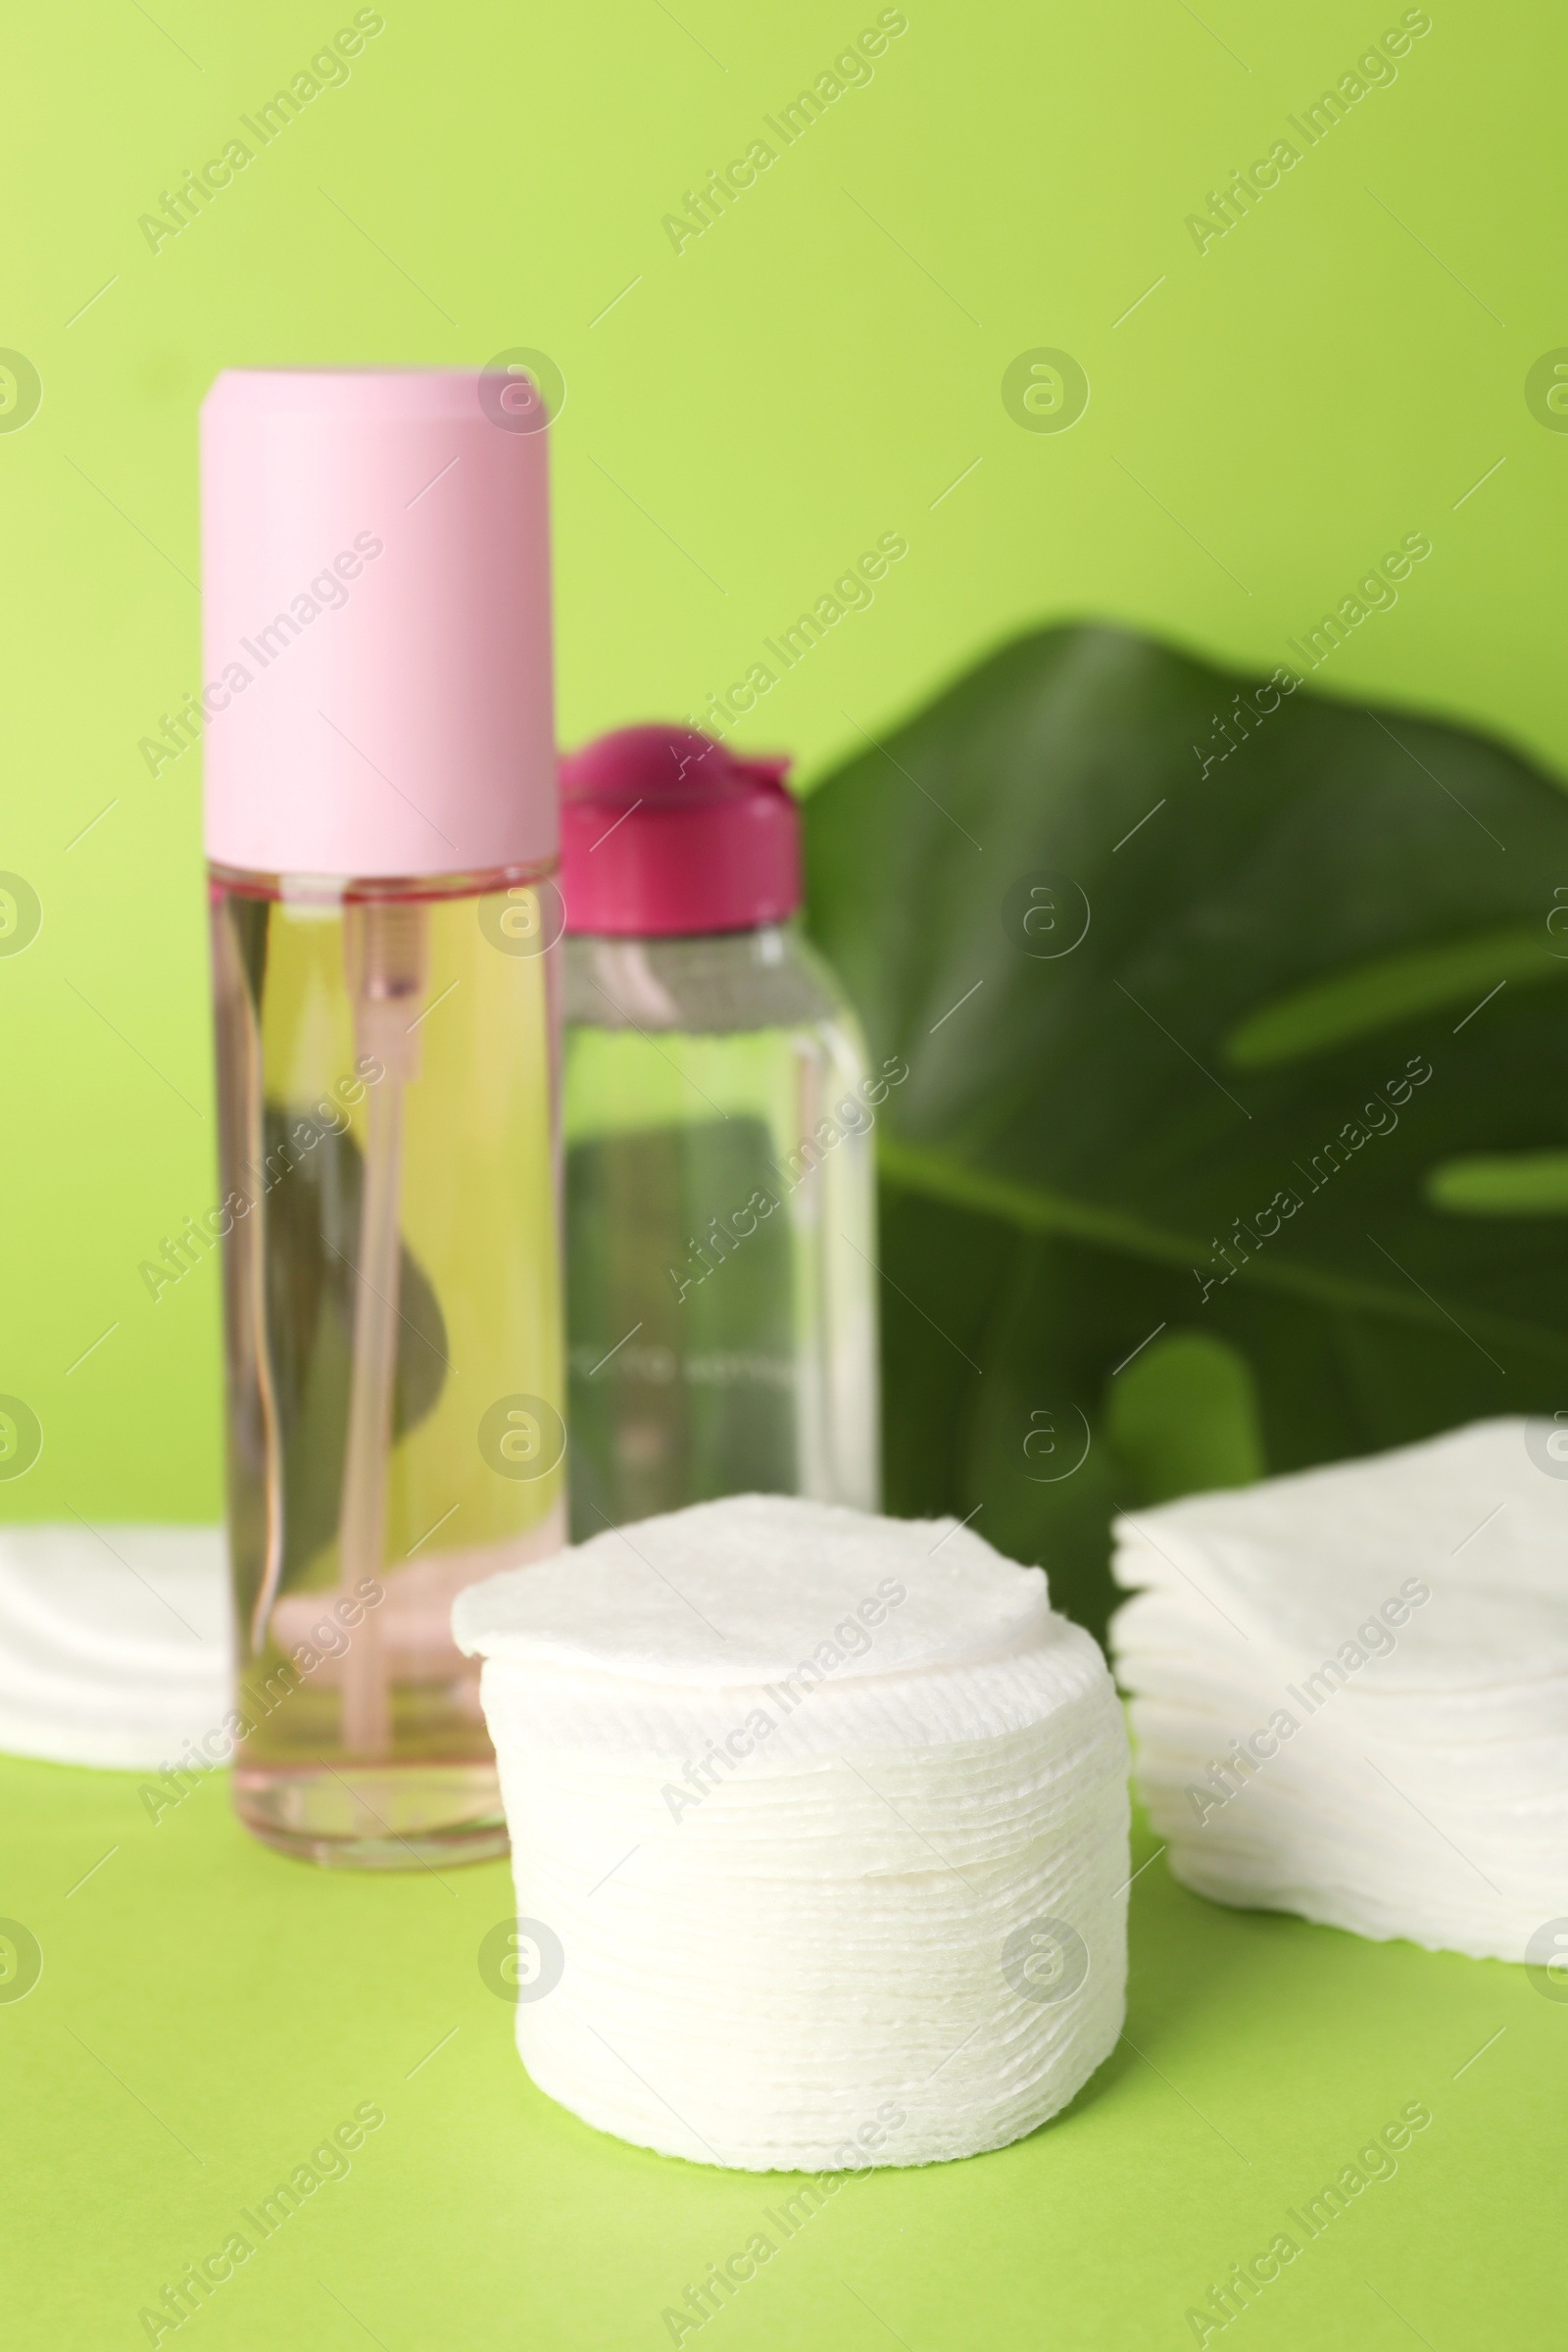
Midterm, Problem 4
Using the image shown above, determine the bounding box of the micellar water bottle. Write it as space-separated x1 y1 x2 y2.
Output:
560 726 889 1536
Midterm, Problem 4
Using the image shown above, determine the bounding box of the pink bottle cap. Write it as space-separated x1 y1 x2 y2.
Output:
559 726 798 936
200 369 556 881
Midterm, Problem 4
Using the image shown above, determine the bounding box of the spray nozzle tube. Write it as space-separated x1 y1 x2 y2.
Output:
337 899 428 1757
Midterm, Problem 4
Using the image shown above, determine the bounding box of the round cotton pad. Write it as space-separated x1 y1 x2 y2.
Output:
454 1495 1129 2172
1110 1418 1568 1963
0 1523 229 1769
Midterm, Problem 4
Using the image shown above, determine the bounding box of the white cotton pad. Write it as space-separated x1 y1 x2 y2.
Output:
454 1495 1130 2172
1109 1419 1568 1964
0 1523 231 1769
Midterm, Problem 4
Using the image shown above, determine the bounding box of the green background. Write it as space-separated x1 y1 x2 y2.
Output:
4 0 1566 1513
4 3 1564 2345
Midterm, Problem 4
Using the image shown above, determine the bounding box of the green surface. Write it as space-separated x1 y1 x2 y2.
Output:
5 1756 1558 2349
3 0 1566 1517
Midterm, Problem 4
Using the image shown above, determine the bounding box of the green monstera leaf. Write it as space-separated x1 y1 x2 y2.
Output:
802 625 1568 1642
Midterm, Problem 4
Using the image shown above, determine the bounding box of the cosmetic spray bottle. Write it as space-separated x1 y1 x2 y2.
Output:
201 369 564 1866
560 725 882 1535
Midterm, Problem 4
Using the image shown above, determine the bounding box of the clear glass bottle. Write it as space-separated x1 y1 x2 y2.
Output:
201 368 562 1865
211 868 564 1865
559 728 882 1534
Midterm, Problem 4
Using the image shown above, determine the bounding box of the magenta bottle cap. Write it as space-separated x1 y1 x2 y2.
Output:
200 369 556 881
559 726 799 937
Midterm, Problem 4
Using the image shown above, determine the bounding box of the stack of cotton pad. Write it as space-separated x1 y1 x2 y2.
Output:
454 1494 1129 2171
0 1523 230 1768
1110 1418 1568 1964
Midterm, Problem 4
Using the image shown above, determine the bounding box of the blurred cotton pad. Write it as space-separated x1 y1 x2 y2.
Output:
0 1523 230 1768
1109 1418 1568 1963
454 1494 1129 2171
